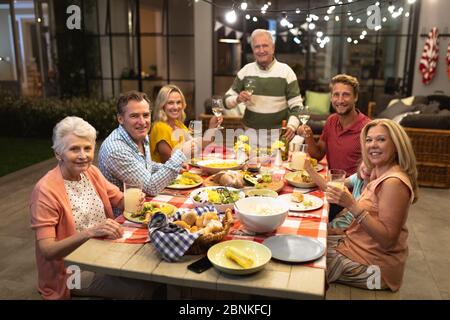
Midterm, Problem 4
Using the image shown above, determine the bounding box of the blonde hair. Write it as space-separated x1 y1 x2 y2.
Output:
153 84 187 123
330 74 360 97
52 116 96 155
360 119 418 203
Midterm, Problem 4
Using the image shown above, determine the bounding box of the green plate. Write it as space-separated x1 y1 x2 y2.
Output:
123 202 177 225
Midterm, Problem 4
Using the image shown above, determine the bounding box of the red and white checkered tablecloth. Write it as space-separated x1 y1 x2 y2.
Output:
114 162 329 269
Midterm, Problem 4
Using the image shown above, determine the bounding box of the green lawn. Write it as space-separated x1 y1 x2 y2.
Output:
0 136 53 177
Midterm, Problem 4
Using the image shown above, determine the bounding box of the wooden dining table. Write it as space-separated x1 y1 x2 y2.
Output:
64 163 329 300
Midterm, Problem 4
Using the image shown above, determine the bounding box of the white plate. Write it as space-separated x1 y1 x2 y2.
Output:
166 173 203 189
277 193 324 212
283 163 324 172
263 234 325 263
189 186 245 212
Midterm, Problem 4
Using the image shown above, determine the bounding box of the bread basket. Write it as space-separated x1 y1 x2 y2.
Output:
185 208 234 255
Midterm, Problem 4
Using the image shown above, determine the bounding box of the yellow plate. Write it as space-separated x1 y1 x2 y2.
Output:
207 240 272 275
123 202 177 225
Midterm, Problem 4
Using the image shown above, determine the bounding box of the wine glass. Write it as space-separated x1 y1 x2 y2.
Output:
211 96 224 130
298 105 311 137
188 120 201 138
244 79 256 106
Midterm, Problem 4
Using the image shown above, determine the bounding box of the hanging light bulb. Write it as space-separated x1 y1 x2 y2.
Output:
356 18 361 23
353 40 358 44
362 30 367 35
245 14 250 20
335 16 340 22
308 23 316 30
293 37 301 44
240 2 248 11
225 10 237 24
349 16 354 21
317 31 324 38
296 8 300 14
382 17 387 22
347 37 352 43
405 12 410 17
324 15 330 21
280 12 289 27
253 16 258 22
408 0 416 3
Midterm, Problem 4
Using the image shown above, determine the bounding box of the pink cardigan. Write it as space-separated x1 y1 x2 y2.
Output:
30 165 123 300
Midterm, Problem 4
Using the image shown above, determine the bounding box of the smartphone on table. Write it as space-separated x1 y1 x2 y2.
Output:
187 256 213 273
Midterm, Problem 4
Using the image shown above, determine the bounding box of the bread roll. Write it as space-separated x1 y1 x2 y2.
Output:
202 212 219 227
291 191 304 203
195 216 204 228
203 220 223 234
181 211 197 226
173 220 190 230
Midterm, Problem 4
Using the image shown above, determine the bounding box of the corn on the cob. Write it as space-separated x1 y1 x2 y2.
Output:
225 246 254 268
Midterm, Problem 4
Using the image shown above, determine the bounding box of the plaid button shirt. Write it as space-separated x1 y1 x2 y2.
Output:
98 125 186 199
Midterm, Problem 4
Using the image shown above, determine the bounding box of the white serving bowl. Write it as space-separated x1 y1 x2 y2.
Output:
190 186 245 212
234 197 289 233
196 159 244 174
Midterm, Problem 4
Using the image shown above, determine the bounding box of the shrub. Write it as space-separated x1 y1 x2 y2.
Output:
0 92 117 139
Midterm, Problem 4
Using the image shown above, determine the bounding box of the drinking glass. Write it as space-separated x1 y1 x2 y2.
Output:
298 105 311 137
188 120 202 138
211 96 224 130
327 169 346 190
123 181 143 215
291 144 308 170
244 79 256 106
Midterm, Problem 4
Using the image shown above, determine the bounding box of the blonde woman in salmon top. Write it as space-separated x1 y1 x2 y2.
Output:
149 84 222 163
30 116 163 299
325 119 418 291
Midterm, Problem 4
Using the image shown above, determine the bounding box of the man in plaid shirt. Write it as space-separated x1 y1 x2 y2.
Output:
99 91 196 214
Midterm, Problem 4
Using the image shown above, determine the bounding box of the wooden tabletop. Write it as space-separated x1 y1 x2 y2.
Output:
64 238 325 300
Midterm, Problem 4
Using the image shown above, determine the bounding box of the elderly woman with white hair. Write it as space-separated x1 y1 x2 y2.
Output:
30 116 162 300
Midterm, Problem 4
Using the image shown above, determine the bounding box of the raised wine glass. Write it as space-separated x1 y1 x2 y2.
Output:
244 78 256 106
298 105 311 137
211 96 224 130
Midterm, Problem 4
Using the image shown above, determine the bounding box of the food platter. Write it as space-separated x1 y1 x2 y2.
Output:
284 171 317 188
277 193 324 212
283 163 324 172
123 202 177 225
203 171 285 193
167 172 203 189
189 186 245 212
196 159 245 174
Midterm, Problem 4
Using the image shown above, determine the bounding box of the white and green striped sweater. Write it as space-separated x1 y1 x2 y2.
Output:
224 59 303 129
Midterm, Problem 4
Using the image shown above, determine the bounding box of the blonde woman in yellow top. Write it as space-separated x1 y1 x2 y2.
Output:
150 85 222 163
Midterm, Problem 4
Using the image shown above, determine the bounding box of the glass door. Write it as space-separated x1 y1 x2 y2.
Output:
0 0 20 93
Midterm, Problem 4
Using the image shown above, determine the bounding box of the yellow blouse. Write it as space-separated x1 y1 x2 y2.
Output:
149 120 188 163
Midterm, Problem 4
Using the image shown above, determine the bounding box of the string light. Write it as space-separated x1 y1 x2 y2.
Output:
240 2 247 11
225 9 237 24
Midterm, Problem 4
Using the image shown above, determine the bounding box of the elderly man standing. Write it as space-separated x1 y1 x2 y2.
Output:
99 91 196 206
224 29 303 141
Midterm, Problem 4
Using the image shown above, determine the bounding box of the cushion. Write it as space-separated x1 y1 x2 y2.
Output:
387 96 415 107
415 101 440 114
401 110 450 130
376 101 417 119
392 111 420 124
427 94 450 111
305 91 331 115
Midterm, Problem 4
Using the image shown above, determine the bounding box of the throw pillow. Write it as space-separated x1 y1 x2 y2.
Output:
392 111 420 124
387 96 415 108
305 91 331 115
401 111 450 130
415 101 440 114
377 101 417 119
